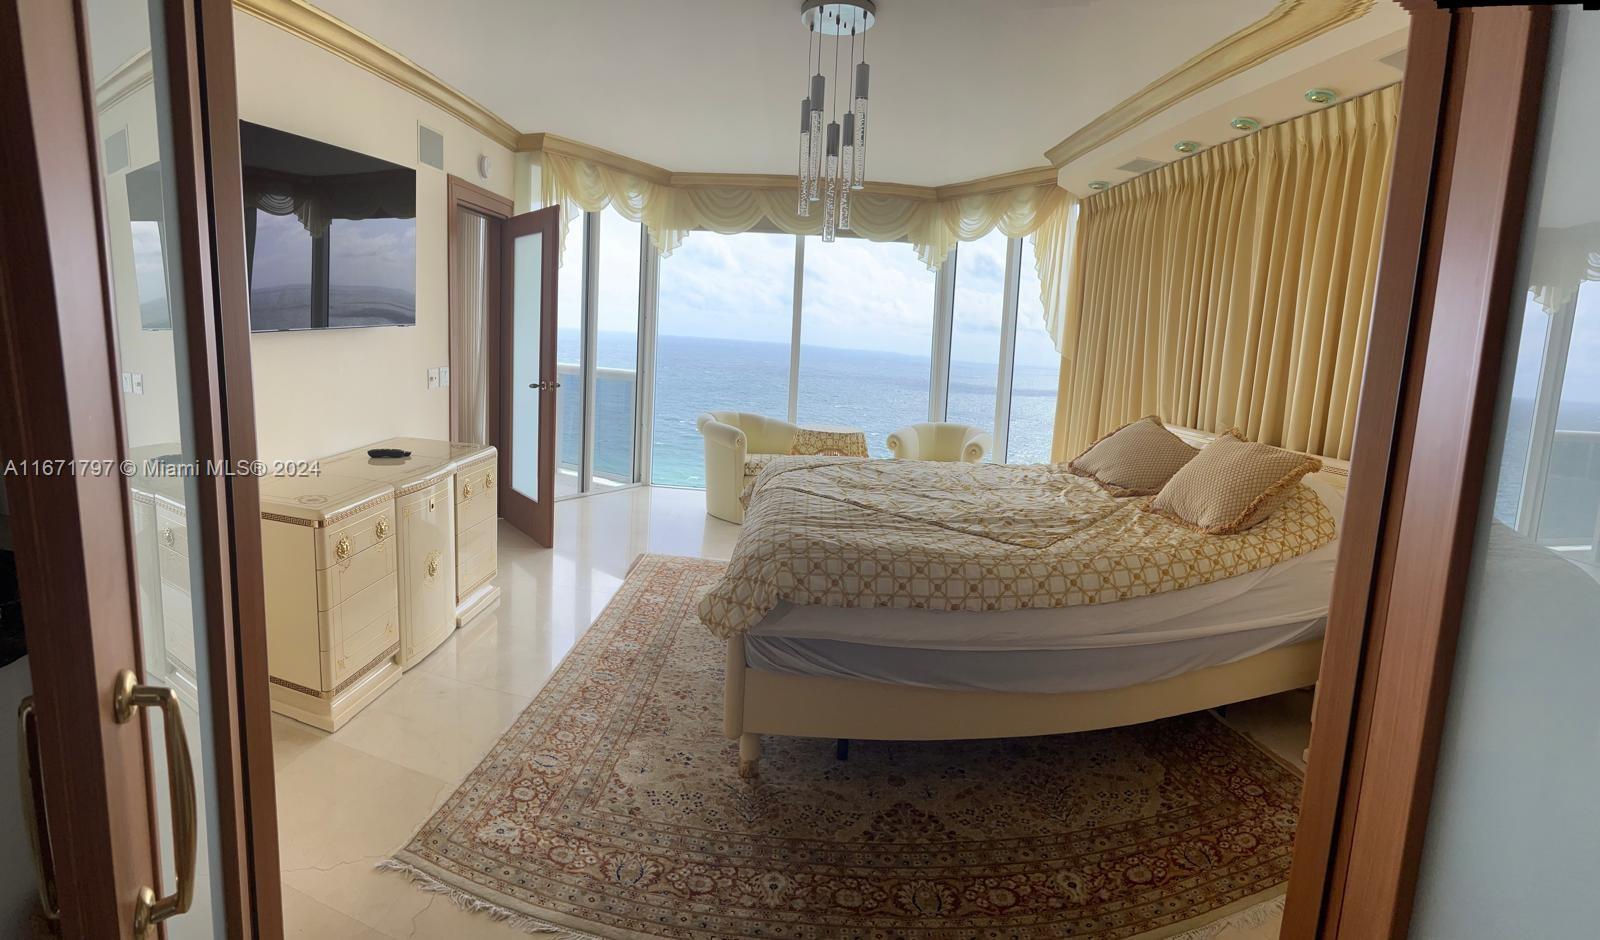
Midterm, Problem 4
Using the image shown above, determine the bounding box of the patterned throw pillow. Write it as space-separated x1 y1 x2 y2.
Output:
1068 416 1199 496
1146 430 1322 534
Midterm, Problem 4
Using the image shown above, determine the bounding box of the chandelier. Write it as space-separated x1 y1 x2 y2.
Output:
796 0 874 241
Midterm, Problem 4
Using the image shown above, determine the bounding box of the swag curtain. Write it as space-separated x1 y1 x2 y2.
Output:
537 150 1073 272
1051 83 1400 462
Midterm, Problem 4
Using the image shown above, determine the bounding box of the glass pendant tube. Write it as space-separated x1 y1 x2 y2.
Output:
808 73 825 202
797 97 812 216
852 62 870 188
822 121 840 242
838 111 854 230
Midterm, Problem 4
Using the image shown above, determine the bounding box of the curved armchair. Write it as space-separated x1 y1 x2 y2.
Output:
886 422 992 464
697 411 800 523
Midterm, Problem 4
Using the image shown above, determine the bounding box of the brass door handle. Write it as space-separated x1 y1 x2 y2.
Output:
114 670 196 938
16 697 59 922
528 381 562 390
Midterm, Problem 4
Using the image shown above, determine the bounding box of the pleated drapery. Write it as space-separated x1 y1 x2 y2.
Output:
1051 84 1400 463
537 150 1072 272
452 209 489 444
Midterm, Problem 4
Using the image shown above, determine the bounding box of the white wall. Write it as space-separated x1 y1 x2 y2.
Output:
234 11 516 459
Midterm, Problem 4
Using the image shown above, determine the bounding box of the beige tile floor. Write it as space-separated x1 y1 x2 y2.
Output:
272 485 1306 939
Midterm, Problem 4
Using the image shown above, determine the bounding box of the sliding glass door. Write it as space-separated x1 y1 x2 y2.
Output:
555 205 649 497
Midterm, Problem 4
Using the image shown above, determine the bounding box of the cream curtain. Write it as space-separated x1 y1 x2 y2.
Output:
1051 84 1400 463
1528 222 1600 313
452 209 489 444
537 150 1070 271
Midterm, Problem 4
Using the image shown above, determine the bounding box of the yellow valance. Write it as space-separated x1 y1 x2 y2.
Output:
536 149 1072 273
1053 84 1401 462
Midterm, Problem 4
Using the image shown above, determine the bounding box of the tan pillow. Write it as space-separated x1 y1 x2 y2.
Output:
1068 416 1200 496
1146 430 1322 534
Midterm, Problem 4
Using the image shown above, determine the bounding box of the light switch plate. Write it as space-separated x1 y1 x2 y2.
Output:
130 372 144 396
439 366 450 388
121 372 133 393
427 367 440 389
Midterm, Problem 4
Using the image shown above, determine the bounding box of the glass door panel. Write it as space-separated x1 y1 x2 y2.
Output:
87 0 228 933
1409 9 1600 935
945 231 1008 447
1007 242 1061 464
592 207 642 489
499 207 560 544
555 214 585 496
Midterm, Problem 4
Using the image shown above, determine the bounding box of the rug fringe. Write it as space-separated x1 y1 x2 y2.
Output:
1165 894 1285 939
375 858 601 939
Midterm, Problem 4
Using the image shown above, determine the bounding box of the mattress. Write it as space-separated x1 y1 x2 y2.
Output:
744 619 1326 694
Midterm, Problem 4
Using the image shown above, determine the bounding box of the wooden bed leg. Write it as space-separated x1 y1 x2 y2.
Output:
738 733 761 778
835 738 849 761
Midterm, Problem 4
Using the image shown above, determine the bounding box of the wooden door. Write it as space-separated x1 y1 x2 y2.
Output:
0 0 278 936
497 206 562 546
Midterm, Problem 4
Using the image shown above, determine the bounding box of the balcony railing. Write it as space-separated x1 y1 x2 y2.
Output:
556 361 637 487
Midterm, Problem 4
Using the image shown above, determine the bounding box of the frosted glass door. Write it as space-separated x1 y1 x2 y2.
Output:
499 207 560 545
1409 9 1600 936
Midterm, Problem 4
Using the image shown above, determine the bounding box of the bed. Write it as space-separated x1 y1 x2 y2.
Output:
702 426 1347 777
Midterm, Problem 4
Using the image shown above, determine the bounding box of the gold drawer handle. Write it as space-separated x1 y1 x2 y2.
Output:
114 671 195 939
428 496 437 512
335 535 352 560
462 481 474 500
161 527 175 548
485 472 495 489
375 516 389 539
426 551 441 578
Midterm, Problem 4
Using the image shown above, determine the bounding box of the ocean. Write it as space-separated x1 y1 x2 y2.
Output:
555 330 1060 488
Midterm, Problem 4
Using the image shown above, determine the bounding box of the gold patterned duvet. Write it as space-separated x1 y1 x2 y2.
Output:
696 456 1338 638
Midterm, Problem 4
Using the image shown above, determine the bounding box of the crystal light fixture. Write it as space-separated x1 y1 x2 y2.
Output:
796 1 876 240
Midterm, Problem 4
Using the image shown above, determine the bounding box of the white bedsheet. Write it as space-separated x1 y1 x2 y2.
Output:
744 619 1325 693
746 475 1344 652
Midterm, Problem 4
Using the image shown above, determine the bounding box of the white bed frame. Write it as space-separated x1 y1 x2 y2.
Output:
721 426 1349 778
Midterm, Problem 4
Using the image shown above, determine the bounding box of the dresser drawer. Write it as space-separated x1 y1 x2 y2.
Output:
397 478 457 667
455 459 497 531
316 535 396 610
321 603 398 690
318 570 398 652
456 516 497 599
315 501 394 570
155 505 188 558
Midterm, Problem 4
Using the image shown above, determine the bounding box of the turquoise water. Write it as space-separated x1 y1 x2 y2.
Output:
556 331 1060 488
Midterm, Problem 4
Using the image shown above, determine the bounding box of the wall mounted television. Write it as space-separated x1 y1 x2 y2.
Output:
240 121 417 332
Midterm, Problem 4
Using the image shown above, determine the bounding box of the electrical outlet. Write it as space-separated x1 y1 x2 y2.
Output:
439 366 450 388
427 367 439 389
130 372 144 396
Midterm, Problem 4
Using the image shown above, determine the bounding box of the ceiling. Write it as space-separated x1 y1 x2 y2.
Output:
307 0 1287 186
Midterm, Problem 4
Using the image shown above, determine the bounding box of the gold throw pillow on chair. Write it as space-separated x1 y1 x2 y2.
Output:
1068 415 1199 496
1145 430 1322 534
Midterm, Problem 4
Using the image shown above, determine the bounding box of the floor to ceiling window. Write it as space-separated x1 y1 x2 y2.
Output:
799 236 937 457
651 231 795 486
555 205 648 497
1006 242 1061 464
945 230 1011 457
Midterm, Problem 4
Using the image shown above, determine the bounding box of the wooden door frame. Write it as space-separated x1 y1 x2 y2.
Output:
446 175 515 445
496 206 561 545
0 0 279 934
1283 4 1552 937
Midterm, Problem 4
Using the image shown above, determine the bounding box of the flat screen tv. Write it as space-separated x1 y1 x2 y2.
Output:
240 121 416 332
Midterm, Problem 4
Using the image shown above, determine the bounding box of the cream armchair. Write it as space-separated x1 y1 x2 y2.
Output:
697 411 800 523
886 422 992 463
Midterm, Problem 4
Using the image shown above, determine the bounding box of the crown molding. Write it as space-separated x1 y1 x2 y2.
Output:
96 49 154 112
518 133 673 184
234 0 521 150
934 166 1059 200
1044 0 1375 168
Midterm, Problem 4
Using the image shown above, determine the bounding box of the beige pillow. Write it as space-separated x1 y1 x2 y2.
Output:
1068 416 1199 496
1146 430 1322 534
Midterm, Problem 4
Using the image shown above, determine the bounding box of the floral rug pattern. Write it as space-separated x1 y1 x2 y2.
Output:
387 554 1302 939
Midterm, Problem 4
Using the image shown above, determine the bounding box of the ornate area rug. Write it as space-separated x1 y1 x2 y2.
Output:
383 554 1302 939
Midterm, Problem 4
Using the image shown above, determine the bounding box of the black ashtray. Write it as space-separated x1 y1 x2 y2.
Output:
367 448 412 459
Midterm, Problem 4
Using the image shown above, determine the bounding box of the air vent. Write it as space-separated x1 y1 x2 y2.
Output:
1116 157 1164 174
418 124 444 170
104 128 130 174
1379 48 1408 73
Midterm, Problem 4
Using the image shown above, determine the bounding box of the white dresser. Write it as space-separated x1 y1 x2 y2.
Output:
320 445 468 669
259 474 402 731
362 438 501 625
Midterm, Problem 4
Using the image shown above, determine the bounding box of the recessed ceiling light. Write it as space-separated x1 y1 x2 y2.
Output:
1173 140 1200 154
1304 88 1338 105
1088 180 1109 191
1230 117 1261 132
